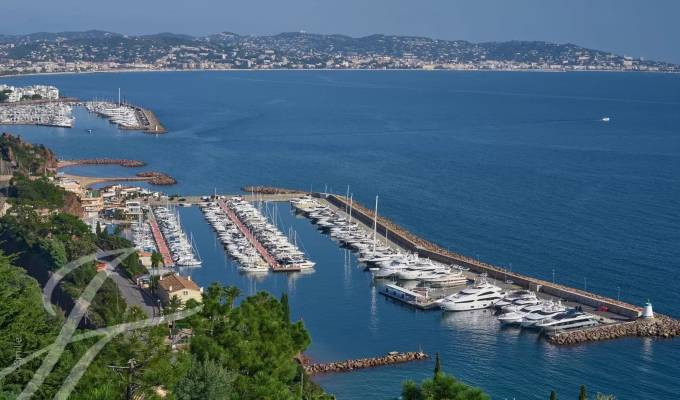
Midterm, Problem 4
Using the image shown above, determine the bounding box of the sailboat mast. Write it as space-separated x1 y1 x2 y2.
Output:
372 195 379 252
349 194 353 225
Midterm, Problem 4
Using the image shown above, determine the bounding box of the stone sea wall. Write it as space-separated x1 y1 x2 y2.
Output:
303 352 429 375
548 316 680 345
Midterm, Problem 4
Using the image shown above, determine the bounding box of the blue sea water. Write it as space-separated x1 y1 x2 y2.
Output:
2 71 679 399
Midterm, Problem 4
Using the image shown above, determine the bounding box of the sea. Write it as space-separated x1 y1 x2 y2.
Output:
2 70 679 399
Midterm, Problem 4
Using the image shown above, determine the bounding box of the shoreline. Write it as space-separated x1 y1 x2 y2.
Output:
2 67 679 80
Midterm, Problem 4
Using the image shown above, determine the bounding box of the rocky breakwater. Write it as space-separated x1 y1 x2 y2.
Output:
302 352 429 375
242 185 305 195
59 158 146 168
135 171 177 185
548 316 680 345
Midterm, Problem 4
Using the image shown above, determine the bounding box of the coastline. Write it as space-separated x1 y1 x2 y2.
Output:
2 67 679 80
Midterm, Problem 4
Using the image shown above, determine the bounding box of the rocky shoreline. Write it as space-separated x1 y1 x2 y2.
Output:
548 316 680 345
302 351 429 375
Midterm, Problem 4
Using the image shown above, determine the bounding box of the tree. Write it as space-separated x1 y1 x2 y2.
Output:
224 286 241 311
151 251 162 269
281 292 290 323
174 357 236 400
165 295 183 338
579 385 588 400
401 371 489 400
550 389 557 400
433 352 441 377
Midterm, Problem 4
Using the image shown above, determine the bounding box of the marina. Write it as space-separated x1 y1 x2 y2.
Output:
4 70 679 399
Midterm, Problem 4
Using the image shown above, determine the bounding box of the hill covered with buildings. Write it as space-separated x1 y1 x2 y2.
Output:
1 30 677 75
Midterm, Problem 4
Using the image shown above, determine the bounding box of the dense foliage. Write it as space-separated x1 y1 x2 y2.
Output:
402 371 490 400
8 175 66 209
0 133 56 175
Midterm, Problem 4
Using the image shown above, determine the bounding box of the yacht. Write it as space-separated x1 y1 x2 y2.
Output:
439 280 505 311
535 310 599 332
520 301 568 329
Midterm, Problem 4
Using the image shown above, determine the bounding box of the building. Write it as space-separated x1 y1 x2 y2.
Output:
125 200 142 218
158 273 203 306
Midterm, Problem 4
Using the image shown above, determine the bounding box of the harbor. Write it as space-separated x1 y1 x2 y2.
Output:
133 188 679 345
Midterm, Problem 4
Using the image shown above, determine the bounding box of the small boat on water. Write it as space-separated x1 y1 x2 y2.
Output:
601 116 611 122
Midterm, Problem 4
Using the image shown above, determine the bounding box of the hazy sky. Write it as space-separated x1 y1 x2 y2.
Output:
3 0 680 63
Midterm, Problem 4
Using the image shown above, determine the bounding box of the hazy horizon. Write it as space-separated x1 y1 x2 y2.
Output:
2 0 679 64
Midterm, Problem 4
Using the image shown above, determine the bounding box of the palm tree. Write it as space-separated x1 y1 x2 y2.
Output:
224 286 241 312
165 295 183 339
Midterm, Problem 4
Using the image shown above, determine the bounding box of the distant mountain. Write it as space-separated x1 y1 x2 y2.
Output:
0 30 676 74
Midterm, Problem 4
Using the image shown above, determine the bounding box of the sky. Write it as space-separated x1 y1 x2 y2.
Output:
3 0 680 63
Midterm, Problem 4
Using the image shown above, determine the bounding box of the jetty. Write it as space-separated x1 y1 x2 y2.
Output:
57 159 146 168
301 352 429 375
125 105 166 134
147 212 175 268
217 200 299 272
547 315 680 345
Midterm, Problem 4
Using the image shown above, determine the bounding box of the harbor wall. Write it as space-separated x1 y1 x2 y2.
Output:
322 194 643 319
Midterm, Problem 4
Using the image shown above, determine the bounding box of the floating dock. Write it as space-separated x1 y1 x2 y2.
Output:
217 200 300 272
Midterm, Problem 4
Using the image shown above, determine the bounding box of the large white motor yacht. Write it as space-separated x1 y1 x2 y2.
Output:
439 280 506 311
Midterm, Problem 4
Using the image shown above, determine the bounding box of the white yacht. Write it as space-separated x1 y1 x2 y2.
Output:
439 280 505 311
535 310 599 332
520 301 568 329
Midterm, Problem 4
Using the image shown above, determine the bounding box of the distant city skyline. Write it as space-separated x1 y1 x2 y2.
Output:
3 0 680 63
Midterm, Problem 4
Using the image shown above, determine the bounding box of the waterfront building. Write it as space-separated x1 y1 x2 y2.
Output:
158 273 203 306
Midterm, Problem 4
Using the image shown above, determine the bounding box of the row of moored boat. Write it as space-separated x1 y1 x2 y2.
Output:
292 195 600 334
153 206 202 267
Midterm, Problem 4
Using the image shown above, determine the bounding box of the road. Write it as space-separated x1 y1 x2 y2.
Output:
108 266 158 317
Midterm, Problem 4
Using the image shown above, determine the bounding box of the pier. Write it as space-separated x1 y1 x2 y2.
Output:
147 212 175 268
322 193 644 320
217 200 299 272
57 158 146 168
301 352 429 375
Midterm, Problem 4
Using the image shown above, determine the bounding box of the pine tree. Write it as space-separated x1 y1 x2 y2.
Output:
550 389 557 400
433 352 441 377
280 292 290 322
579 385 588 400
95 221 102 236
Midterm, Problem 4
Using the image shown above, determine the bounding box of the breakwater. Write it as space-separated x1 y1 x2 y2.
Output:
323 193 645 320
135 171 176 185
57 158 146 168
302 352 429 375
243 186 305 195
548 315 680 345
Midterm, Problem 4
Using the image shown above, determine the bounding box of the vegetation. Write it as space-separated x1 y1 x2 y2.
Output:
0 133 56 175
401 359 489 400
0 89 10 102
7 175 66 209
